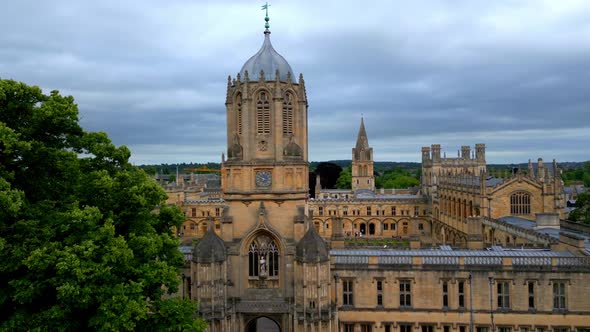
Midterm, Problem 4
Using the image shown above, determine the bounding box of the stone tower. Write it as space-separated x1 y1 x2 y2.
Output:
351 117 375 191
190 12 328 331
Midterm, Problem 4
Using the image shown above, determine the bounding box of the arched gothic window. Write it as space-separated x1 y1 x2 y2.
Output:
510 192 531 215
236 93 242 135
256 92 271 134
248 235 279 278
282 93 294 135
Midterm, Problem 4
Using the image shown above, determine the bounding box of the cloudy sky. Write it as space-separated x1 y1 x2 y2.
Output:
2 0 589 164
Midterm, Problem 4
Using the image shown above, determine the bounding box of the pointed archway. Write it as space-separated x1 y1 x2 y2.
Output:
246 316 281 332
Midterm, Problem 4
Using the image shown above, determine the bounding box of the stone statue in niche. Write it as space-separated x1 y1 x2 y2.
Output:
259 256 267 277
228 133 243 160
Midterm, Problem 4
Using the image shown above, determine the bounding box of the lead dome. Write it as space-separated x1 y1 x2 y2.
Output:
239 30 294 82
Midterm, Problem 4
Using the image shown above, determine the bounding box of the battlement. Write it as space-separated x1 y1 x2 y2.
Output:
422 143 486 166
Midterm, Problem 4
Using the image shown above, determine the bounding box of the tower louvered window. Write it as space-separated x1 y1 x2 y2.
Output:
510 192 531 215
236 94 242 135
257 92 271 134
282 93 293 135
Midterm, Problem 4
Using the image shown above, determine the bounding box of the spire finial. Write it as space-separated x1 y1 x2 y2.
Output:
261 2 271 30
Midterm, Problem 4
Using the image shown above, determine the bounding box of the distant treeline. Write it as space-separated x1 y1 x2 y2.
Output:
139 160 590 187
138 163 221 175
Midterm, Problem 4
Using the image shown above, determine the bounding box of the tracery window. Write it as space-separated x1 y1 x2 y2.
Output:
248 235 279 278
236 94 243 135
256 91 271 134
282 93 294 135
510 192 531 215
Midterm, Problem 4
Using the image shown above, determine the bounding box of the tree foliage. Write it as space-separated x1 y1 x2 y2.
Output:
335 167 352 189
375 167 420 189
0 80 205 331
562 162 590 187
314 162 343 190
569 192 590 225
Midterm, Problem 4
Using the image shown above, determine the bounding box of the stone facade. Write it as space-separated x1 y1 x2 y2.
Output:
166 19 590 332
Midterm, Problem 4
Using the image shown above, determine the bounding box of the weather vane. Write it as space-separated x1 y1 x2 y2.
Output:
261 2 271 29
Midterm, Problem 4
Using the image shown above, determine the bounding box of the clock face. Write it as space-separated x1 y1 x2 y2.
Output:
255 171 272 187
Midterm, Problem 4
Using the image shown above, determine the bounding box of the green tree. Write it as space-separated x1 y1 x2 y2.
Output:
562 162 590 187
0 80 206 331
375 167 420 189
569 192 590 225
315 162 343 189
335 167 352 189
141 165 157 176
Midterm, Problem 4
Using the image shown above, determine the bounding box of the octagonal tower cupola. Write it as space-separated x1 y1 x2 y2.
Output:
239 5 293 82
239 31 293 82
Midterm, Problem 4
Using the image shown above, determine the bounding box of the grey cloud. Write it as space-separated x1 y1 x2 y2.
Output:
1 0 589 164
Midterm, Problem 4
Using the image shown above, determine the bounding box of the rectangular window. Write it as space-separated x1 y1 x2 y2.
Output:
343 280 353 306
400 324 413 332
442 281 449 308
498 328 511 332
392 207 397 216
497 282 510 309
460 327 466 332
191 208 196 217
392 223 396 230
343 206 348 216
414 206 420 216
385 326 391 332
384 223 389 230
215 207 220 216
458 281 465 308
361 324 372 332
422 326 434 332
553 282 566 310
444 326 451 332
377 280 383 306
318 207 323 216
400 280 412 307
367 206 371 216
418 223 424 230
343 324 355 332
476 328 488 332
528 282 535 309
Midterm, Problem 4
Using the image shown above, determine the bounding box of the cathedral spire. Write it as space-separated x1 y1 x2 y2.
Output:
355 117 370 150
351 116 374 191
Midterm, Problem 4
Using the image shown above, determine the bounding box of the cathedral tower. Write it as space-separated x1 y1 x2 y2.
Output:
223 28 309 201
192 10 319 331
351 117 375 191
